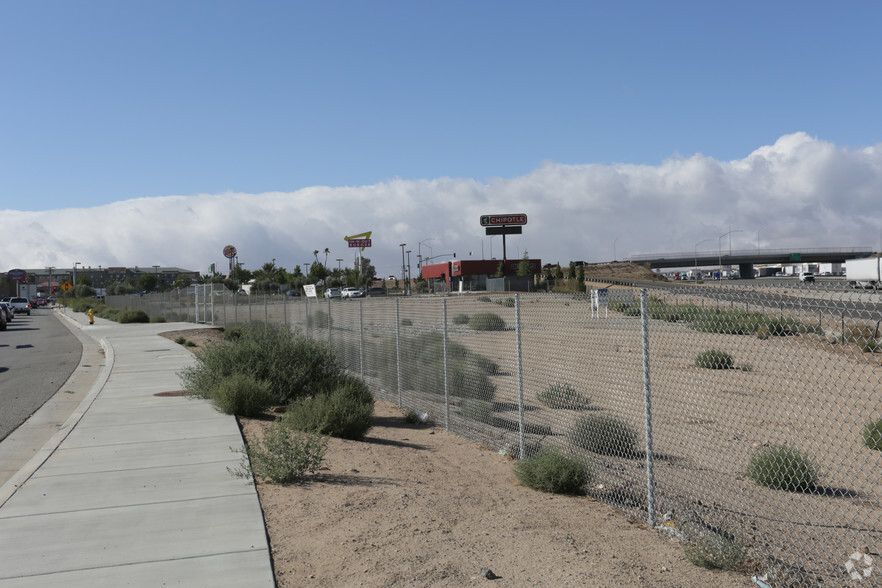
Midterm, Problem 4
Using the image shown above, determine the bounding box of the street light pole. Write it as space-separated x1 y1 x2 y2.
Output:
694 239 712 279
718 229 743 279
406 250 412 293
399 243 407 295
73 262 81 285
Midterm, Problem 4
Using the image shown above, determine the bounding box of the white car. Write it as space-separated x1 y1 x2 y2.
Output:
798 272 815 283
9 297 31 315
323 287 342 299
340 287 364 299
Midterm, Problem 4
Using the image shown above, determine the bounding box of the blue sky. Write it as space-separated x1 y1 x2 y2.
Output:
3 1 882 276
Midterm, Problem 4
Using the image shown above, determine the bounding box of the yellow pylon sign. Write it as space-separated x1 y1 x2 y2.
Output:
344 231 373 251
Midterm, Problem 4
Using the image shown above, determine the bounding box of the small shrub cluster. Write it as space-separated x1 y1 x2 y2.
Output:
229 420 327 484
118 309 150 323
283 375 375 440
537 382 590 409
496 297 515 308
211 373 275 417
181 321 342 411
681 521 746 571
568 414 638 457
477 295 492 303
746 444 817 492
469 312 506 331
514 448 590 495
862 419 882 451
695 349 734 370
452 313 470 325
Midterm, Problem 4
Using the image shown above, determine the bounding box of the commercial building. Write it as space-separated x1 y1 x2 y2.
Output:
421 258 542 292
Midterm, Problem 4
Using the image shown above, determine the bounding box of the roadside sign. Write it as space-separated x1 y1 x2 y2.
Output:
61 281 73 293
485 226 522 235
223 245 237 259
303 284 317 298
348 238 372 248
480 214 527 227
7 268 26 280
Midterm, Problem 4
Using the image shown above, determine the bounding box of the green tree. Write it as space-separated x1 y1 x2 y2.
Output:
517 250 532 277
554 264 564 280
576 266 586 293
496 261 505 277
138 273 158 292
568 261 576 280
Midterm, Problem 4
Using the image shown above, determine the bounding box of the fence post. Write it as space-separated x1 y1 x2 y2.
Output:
640 289 657 528
327 298 332 347
283 294 287 326
516 293 525 459
396 298 402 407
264 293 268 323
195 287 201 323
359 299 365 377
305 296 310 341
443 299 450 431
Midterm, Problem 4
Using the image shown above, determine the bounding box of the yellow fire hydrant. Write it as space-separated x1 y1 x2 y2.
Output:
88 308 94 325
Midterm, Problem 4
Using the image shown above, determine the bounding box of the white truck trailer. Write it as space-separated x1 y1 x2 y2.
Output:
846 257 882 289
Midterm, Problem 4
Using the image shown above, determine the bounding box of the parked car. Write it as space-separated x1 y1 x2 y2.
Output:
366 287 388 296
323 287 342 299
340 287 364 299
9 297 31 315
285 289 301 297
798 272 815 283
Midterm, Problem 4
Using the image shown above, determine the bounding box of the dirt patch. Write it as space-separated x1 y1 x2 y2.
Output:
162 328 748 587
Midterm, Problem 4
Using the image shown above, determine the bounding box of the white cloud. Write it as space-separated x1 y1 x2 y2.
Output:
4 132 882 277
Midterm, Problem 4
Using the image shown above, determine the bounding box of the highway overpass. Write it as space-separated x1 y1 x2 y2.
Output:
628 247 874 277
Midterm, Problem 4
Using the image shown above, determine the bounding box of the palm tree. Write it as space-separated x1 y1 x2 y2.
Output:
313 250 320 264
323 248 330 266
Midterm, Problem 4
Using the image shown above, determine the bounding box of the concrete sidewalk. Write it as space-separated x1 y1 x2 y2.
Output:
0 309 274 587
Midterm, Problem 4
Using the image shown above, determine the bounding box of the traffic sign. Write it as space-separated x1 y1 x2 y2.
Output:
480 214 527 227
61 281 73 293
485 226 522 235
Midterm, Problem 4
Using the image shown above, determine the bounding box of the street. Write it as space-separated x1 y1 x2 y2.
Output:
0 308 82 442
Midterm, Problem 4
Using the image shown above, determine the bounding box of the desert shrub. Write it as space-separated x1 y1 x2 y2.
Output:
118 309 150 323
180 321 342 405
537 382 590 409
514 448 590 495
223 326 243 341
460 398 492 422
859 338 881 353
469 312 506 331
568 414 638 456
283 375 375 440
368 332 498 402
862 419 882 451
150 316 167 323
400 318 413 326
174 335 187 344
452 313 470 325
98 307 122 320
497 297 515 308
209 372 275 416
477 295 492 303
229 420 327 484
746 444 818 492
681 520 746 571
695 349 733 370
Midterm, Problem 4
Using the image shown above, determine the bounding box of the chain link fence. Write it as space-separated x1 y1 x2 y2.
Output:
109 282 882 586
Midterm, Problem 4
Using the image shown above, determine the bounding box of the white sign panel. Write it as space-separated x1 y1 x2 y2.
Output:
303 284 318 298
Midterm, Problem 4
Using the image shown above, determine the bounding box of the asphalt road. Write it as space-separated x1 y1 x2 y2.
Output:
0 308 82 442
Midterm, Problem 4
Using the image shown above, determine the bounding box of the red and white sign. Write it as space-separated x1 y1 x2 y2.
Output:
480 213 527 226
348 238 372 248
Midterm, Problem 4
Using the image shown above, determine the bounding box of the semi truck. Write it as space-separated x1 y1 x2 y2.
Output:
845 257 882 289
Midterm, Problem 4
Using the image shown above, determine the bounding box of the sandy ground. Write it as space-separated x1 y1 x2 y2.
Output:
165 328 749 587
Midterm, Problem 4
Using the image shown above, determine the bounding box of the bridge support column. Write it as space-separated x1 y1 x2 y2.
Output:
738 263 755 279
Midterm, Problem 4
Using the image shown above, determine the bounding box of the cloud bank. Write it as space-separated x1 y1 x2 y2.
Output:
4 133 881 277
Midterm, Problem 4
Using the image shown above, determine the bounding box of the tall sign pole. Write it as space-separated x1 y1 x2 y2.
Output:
480 214 527 274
